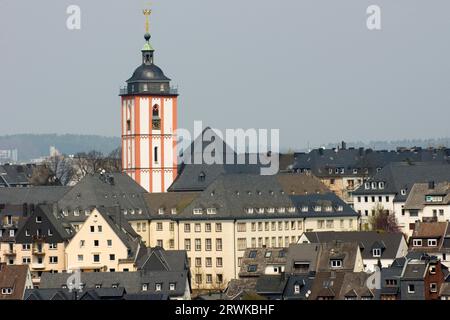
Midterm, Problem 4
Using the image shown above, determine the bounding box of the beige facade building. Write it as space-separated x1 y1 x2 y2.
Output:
65 208 144 272
144 173 360 289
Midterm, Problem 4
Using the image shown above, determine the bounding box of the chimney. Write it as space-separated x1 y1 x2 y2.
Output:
341 141 346 150
428 181 435 189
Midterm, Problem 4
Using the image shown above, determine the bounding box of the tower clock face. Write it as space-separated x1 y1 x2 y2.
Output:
152 119 161 130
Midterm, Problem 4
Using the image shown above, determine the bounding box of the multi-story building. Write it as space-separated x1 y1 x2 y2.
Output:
145 173 360 289
298 231 408 272
292 145 449 204
352 162 450 231
402 182 450 236
37 247 192 300
0 263 33 299
65 207 144 272
408 222 450 268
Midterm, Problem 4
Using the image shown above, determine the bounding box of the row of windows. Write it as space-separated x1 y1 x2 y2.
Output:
237 236 300 251
189 257 223 268
364 181 385 190
19 256 59 264
357 195 390 203
184 238 223 251
79 239 113 248
77 253 115 262
245 205 344 214
183 223 222 233
317 219 354 229
194 273 223 285
237 221 303 232
412 239 438 247
358 209 390 217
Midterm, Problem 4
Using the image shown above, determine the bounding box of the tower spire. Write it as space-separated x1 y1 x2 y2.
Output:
143 8 152 34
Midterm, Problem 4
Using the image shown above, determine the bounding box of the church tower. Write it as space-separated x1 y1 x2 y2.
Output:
120 9 178 192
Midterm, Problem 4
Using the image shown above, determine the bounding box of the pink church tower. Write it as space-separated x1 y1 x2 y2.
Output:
120 10 178 192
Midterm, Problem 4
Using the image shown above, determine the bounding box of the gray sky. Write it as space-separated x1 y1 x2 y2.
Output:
1 0 449 150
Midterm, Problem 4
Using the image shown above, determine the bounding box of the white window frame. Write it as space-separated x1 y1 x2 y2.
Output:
412 239 422 247
372 248 382 257
193 208 203 215
330 259 343 268
428 239 437 247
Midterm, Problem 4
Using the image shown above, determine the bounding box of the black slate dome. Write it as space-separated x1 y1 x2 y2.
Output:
127 63 170 83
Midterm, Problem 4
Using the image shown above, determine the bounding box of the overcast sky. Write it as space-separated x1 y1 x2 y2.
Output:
1 0 449 150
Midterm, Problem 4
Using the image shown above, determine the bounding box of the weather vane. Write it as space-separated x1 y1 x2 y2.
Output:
143 7 152 34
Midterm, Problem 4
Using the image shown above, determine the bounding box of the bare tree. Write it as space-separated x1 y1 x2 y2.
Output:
43 155 75 186
369 204 401 233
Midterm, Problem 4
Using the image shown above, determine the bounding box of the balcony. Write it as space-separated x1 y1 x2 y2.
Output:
31 263 45 270
32 247 45 255
119 86 178 95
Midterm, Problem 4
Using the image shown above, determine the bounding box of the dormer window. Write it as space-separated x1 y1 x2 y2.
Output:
193 208 203 215
207 208 216 215
257 208 264 214
288 207 296 213
1 288 12 295
36 216 42 223
301 206 308 212
198 172 206 182
158 208 165 215
328 168 333 174
400 189 407 196
372 248 381 257
378 182 385 189
246 208 254 214
337 205 343 212
171 208 177 215
325 206 332 212
330 259 343 268
142 283 148 291
364 182 370 189
267 208 275 213
247 265 257 272
412 239 422 247
371 182 377 189
352 169 358 174
428 239 437 247
314 206 321 212
278 207 285 213
294 284 301 294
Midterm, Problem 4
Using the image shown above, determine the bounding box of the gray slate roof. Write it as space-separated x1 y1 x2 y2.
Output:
158 173 356 221
302 231 405 260
0 186 71 205
292 147 449 177
39 270 189 298
353 162 450 202
57 173 150 222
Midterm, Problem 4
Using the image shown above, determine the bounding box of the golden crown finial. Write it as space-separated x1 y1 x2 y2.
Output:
143 8 152 33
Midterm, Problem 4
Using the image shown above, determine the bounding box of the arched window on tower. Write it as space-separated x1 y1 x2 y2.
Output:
154 146 158 163
152 104 159 117
126 104 131 132
152 104 161 130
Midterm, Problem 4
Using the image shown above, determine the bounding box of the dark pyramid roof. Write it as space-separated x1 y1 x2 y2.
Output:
169 127 262 192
